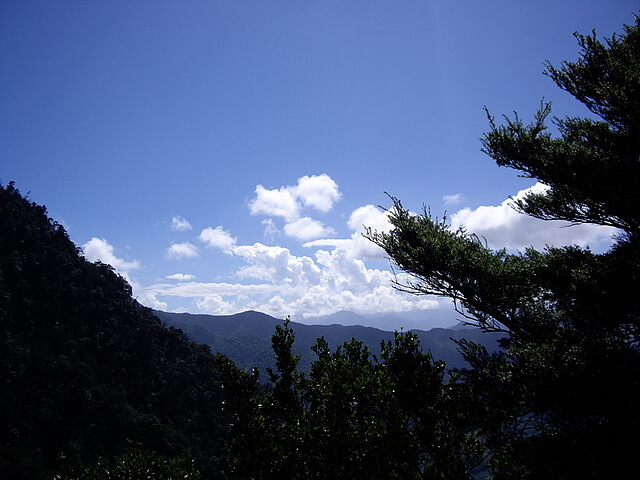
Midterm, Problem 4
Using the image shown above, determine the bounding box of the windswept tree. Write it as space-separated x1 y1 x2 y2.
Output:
367 15 640 479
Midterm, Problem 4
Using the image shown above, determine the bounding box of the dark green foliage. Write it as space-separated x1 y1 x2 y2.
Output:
53 446 202 480
0 182 228 479
368 15 640 479
482 18 640 235
220 320 484 479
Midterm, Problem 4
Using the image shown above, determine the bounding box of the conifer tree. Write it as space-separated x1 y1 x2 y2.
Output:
368 15 640 479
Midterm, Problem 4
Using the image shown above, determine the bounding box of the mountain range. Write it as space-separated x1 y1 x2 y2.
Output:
300 308 461 331
154 309 505 377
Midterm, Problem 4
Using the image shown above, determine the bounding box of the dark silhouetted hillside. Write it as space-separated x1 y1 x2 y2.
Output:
0 183 227 479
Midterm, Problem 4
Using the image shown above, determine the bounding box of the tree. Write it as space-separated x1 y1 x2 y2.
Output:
220 320 484 479
367 15 640 479
52 446 202 480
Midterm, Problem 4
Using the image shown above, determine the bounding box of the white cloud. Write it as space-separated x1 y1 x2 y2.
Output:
83 237 141 273
141 263 439 320
348 204 393 235
170 215 192 231
302 238 353 250
166 242 199 259
247 175 342 241
136 182 443 321
141 230 441 320
443 193 464 206
249 185 299 221
195 294 244 315
305 204 393 259
450 183 618 251
166 273 196 281
233 243 322 285
294 174 341 212
138 183 616 320
136 289 168 311
199 226 237 254
262 219 280 241
283 216 335 241
143 281 279 298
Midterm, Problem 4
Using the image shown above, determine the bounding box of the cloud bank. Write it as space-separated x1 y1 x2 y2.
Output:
142 248 438 318
450 183 617 251
143 177 617 321
146 177 437 317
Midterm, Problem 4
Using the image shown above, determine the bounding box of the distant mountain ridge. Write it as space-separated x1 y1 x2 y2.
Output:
154 310 505 376
302 308 460 331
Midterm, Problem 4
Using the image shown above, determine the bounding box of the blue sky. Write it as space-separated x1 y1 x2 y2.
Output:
1 1 634 329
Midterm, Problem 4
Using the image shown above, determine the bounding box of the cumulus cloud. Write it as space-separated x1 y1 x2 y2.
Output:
166 242 198 259
136 289 168 311
141 252 439 319
305 204 393 259
283 217 335 241
294 174 341 212
248 174 342 241
139 281 277 314
125 177 613 323
83 237 141 272
199 226 237 254
249 185 299 221
234 243 322 286
166 273 195 281
443 193 464 206
139 184 616 320
141 215 440 320
348 204 393 235
135 181 443 321
195 294 244 315
450 183 618 251
170 215 192 231
81 238 170 312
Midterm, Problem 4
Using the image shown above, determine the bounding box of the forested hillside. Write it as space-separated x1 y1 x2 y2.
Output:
155 309 504 376
0 183 228 479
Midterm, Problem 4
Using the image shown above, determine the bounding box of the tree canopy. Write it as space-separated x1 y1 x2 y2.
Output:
220 320 485 479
